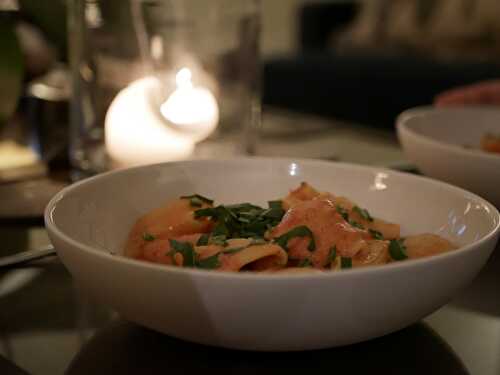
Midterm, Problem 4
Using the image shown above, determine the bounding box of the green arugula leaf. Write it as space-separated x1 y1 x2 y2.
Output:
389 239 408 261
353 205 374 222
142 233 156 242
368 229 384 240
274 226 316 252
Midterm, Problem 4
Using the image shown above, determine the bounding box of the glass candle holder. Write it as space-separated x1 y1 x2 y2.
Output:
68 0 260 178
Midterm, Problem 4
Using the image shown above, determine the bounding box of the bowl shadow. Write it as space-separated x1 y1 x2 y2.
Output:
66 319 468 375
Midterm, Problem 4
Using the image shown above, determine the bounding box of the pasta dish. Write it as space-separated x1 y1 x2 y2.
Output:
125 183 455 272
481 133 500 154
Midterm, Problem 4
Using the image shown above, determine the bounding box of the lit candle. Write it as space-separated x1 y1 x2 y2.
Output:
105 68 219 168
161 68 219 139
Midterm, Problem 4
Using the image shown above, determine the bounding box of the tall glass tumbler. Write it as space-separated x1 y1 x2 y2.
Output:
68 0 260 178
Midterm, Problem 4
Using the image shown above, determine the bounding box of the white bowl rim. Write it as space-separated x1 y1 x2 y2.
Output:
44 157 500 281
397 105 500 163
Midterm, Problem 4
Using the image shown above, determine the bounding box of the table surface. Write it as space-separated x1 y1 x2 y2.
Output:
1 110 499 375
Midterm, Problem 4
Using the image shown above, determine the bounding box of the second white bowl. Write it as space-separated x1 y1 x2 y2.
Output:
397 106 500 207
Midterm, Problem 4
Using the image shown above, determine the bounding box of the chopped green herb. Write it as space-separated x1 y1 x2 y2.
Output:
196 254 220 269
196 233 210 246
369 229 384 240
212 222 230 237
261 207 285 220
268 200 283 210
327 246 337 265
237 216 251 224
169 240 196 267
341 257 352 269
298 258 313 267
223 246 246 254
349 220 365 230
210 235 228 246
336 205 349 221
181 194 214 207
190 197 204 207
249 238 267 246
353 206 373 222
226 203 262 211
194 207 218 219
274 225 316 252
389 239 408 261
195 201 285 240
142 233 156 242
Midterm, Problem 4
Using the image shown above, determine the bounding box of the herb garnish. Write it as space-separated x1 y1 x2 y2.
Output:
142 233 156 241
349 220 365 230
210 234 228 246
369 229 384 240
196 254 221 269
336 205 349 221
169 239 222 269
194 201 285 239
169 239 196 267
196 233 210 246
249 238 267 246
353 206 373 222
298 258 313 267
274 226 316 252
341 257 352 269
268 200 283 210
389 239 408 261
181 194 214 208
327 246 337 266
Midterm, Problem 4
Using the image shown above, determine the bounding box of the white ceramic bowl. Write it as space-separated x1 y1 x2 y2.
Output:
397 106 500 207
45 158 500 351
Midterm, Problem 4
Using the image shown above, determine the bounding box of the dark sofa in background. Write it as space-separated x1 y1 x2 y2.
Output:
262 1 500 128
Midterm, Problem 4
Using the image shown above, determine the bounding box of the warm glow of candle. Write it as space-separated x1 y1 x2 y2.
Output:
160 68 219 137
105 77 194 168
104 67 219 168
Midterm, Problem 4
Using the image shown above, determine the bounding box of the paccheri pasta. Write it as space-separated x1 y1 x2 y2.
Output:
125 183 456 272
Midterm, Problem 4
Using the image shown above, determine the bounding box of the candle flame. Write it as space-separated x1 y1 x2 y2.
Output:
176 68 193 89
160 67 219 138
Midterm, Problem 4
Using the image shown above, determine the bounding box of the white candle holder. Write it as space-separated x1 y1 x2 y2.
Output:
68 0 260 178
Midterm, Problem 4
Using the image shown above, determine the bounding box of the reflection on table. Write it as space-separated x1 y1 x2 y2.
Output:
66 320 467 375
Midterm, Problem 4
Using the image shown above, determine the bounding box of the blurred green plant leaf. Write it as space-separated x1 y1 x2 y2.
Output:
19 0 67 56
0 19 24 128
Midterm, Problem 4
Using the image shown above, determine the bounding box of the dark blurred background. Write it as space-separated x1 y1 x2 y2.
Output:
2 0 500 156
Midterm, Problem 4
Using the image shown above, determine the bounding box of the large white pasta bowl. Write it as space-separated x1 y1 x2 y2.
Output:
397 106 500 207
45 158 500 351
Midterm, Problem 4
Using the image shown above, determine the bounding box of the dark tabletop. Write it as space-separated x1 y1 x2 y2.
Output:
1 219 499 375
